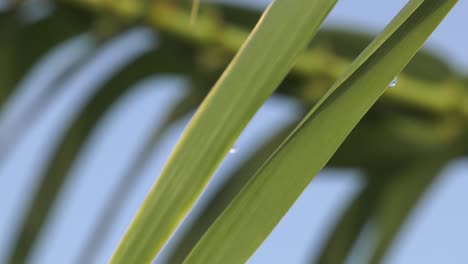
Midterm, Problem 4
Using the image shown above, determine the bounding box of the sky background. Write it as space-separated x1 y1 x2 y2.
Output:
1 0 468 263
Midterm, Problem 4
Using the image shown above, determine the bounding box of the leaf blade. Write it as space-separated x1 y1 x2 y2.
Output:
110 0 337 263
184 1 458 263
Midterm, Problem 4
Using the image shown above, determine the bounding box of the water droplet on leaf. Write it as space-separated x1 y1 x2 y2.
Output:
229 146 237 154
389 77 398 88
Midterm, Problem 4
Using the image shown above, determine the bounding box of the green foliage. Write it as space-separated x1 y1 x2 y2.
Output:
110 1 337 262
0 0 466 263
182 2 458 263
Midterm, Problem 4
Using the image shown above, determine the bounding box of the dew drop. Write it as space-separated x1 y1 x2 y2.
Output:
389 77 398 88
229 146 237 154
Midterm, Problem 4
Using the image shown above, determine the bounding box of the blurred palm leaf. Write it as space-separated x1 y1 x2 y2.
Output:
5 31 200 263
0 4 91 108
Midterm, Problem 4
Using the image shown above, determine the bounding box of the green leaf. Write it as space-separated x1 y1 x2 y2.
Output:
110 0 337 263
184 1 458 263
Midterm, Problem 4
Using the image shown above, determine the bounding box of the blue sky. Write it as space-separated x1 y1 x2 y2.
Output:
1 1 467 263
